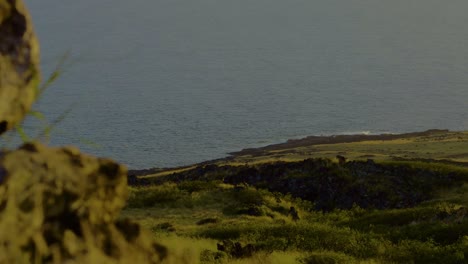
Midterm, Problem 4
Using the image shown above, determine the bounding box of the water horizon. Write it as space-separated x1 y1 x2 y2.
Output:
18 0 468 169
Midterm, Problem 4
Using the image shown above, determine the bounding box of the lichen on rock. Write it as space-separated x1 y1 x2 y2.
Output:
0 143 167 263
0 2 167 262
0 0 40 134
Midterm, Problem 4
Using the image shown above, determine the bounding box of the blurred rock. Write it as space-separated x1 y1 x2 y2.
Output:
0 0 40 134
0 143 166 263
0 1 167 262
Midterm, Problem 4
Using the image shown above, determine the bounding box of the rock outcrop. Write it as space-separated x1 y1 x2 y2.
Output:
0 143 167 263
0 0 40 134
0 1 166 262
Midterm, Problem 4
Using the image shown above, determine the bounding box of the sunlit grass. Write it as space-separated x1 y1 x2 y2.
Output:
222 131 468 166
123 132 468 263
122 164 468 263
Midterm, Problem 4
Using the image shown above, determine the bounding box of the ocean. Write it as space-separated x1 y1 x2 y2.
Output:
18 0 468 168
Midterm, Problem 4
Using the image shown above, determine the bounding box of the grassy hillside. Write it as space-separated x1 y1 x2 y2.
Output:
123 130 468 263
224 130 468 166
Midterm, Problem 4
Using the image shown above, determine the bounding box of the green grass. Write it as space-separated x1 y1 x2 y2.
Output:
228 131 468 166
121 162 468 263
122 133 468 263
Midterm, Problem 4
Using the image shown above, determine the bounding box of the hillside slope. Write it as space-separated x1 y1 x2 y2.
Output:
123 130 468 263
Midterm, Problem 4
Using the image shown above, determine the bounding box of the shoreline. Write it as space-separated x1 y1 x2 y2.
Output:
129 129 468 176
228 129 452 157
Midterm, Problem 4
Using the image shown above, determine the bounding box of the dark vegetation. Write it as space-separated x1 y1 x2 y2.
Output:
131 158 466 211
125 158 468 263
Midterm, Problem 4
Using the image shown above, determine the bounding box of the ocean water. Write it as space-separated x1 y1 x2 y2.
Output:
18 0 468 169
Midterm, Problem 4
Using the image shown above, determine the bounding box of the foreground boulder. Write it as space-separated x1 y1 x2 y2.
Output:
0 1 167 262
0 143 166 263
0 0 40 134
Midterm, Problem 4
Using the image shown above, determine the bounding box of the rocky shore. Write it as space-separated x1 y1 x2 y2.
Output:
129 129 466 177
229 129 451 157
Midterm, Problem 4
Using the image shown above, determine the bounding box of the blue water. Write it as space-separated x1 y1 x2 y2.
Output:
18 0 468 168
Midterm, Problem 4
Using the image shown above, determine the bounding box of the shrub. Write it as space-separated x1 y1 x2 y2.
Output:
232 187 265 206
383 239 465 264
178 180 219 193
200 249 226 264
197 218 220 225
126 184 183 208
301 251 358 264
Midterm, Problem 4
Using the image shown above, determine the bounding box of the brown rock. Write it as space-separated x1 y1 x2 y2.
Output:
0 0 40 134
0 1 167 263
0 143 166 263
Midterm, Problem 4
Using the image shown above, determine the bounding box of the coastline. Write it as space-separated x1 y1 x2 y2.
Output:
124 130 468 263
129 129 468 177
228 129 452 157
